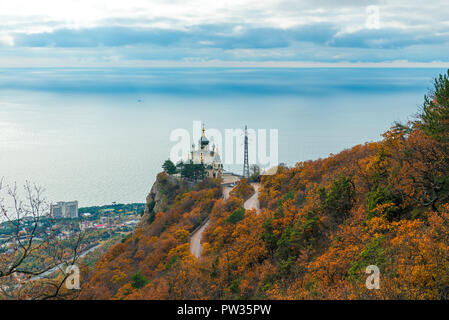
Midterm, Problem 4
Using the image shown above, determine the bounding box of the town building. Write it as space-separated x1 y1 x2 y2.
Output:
51 201 79 219
79 220 94 231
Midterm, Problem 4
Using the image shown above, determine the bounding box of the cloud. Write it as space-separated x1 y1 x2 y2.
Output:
11 23 340 49
13 27 185 47
1 0 449 65
0 34 14 46
10 21 448 53
330 28 449 49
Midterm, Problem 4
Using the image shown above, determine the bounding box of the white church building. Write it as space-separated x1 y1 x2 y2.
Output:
189 125 223 179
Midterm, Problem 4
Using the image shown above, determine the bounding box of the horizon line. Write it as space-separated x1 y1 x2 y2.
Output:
2 59 449 69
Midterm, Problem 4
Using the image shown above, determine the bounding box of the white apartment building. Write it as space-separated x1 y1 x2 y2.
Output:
51 201 79 219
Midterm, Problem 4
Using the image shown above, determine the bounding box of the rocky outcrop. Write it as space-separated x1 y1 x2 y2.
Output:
142 172 191 225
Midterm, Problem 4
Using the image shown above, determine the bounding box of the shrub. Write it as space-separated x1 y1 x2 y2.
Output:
226 207 245 224
131 270 149 289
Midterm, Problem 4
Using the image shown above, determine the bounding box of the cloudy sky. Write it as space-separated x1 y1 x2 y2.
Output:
1 0 449 67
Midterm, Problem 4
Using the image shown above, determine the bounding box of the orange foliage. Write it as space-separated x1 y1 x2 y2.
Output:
81 72 449 300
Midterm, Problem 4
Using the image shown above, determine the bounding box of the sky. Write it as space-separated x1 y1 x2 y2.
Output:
1 0 449 67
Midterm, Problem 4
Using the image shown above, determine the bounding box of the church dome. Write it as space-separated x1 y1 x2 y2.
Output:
199 135 209 145
199 125 209 148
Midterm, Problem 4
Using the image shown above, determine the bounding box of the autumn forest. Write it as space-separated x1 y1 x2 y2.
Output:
80 70 449 300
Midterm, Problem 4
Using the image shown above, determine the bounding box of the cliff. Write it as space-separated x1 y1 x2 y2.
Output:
144 173 182 221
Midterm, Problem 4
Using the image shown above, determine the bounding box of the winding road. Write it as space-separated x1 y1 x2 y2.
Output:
189 220 210 258
29 244 102 281
244 183 260 212
189 176 260 259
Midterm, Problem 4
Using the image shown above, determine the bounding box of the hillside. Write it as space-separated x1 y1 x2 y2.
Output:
80 70 449 300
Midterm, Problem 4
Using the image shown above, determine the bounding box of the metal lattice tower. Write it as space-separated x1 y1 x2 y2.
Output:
243 125 250 179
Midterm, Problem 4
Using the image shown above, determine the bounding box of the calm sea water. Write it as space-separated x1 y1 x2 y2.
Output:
0 68 445 206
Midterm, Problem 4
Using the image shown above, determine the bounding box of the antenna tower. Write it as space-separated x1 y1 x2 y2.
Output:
243 125 250 179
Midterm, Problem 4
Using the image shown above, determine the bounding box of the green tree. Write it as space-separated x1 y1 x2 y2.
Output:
366 185 402 221
226 207 245 224
419 71 449 143
320 175 355 223
348 236 387 281
262 217 277 255
193 163 206 180
162 159 177 174
131 270 149 289
181 161 205 181
249 164 261 182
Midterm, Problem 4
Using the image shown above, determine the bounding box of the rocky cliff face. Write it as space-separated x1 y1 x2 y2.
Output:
142 172 190 224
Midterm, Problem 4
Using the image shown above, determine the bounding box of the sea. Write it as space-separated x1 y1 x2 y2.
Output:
0 67 446 206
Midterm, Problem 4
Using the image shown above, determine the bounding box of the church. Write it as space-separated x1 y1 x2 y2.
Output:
188 125 223 179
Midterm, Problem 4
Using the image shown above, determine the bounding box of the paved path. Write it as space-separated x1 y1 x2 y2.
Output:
190 185 232 259
223 185 232 201
29 244 102 281
8 244 102 290
189 220 210 258
189 179 260 259
244 183 260 212
221 174 241 185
